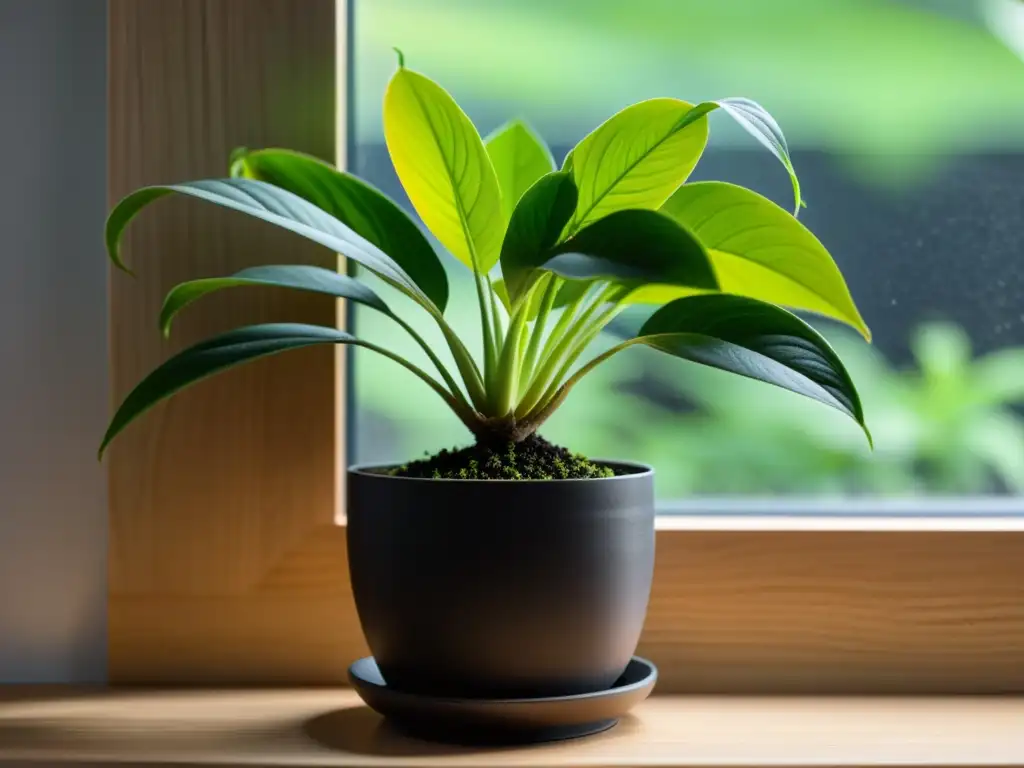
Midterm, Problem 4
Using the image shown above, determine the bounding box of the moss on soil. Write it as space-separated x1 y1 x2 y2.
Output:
389 434 616 480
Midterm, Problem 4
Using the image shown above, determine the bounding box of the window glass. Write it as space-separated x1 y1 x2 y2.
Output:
352 0 1024 499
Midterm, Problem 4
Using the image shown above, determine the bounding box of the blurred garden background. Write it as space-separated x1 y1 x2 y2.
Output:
350 0 1024 499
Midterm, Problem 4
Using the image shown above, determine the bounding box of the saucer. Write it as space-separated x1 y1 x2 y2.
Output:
347 655 657 746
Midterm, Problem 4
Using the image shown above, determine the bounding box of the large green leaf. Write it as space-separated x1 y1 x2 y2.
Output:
565 98 711 234
98 323 458 458
230 148 449 312
541 209 718 291
384 64 503 273
499 170 577 305
160 265 389 336
633 182 869 339
106 178 435 309
485 119 556 221
545 294 868 441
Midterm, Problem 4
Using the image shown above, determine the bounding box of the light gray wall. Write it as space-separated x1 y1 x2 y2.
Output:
0 0 107 682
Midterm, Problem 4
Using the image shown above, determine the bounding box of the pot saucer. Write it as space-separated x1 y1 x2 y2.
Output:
347 655 657 746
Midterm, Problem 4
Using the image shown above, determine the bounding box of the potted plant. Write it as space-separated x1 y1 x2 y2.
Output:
100 53 870 742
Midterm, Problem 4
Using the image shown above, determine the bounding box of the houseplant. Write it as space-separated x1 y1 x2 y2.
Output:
100 53 870 735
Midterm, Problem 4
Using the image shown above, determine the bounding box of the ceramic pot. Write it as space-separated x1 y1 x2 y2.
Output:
346 463 655 699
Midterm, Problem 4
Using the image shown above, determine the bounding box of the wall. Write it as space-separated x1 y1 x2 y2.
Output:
0 0 107 683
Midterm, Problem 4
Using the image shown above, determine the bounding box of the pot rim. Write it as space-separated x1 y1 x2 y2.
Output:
347 459 653 484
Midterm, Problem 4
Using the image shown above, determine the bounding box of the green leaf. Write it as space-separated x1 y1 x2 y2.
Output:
485 119 557 221
541 209 718 291
99 323 461 458
230 148 449 312
565 98 711 233
160 265 389 337
499 171 577 305
715 97 803 215
637 295 867 437
100 324 354 457
634 181 869 339
106 178 436 309
384 65 503 273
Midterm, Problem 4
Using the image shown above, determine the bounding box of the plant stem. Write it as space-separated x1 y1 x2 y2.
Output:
515 284 615 417
520 337 640 431
530 301 625 413
493 301 529 416
431 311 488 411
392 313 473 411
474 271 497 392
519 274 559 393
357 339 482 435
520 283 586 397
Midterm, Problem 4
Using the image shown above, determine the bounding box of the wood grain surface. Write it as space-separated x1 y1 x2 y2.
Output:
1 690 1022 767
107 0 351 682
642 529 1024 693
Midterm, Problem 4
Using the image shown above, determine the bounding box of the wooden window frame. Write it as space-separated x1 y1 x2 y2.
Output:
107 0 1024 692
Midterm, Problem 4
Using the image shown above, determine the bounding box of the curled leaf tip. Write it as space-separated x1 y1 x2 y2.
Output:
228 146 250 178
392 47 405 68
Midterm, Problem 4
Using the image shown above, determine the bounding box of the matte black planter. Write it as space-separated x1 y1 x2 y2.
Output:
346 462 655 699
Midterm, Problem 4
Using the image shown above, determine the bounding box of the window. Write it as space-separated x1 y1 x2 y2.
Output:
351 0 1024 506
103 0 1024 690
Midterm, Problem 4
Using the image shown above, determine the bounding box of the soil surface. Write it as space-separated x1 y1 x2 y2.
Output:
389 434 617 480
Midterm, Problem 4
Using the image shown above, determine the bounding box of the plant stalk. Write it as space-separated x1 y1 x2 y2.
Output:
392 313 473 411
474 271 498 391
515 284 615 417
519 274 559 393
431 310 488 411
493 300 530 416
530 302 626 414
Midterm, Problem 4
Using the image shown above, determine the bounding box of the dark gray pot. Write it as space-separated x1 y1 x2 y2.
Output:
346 462 655 699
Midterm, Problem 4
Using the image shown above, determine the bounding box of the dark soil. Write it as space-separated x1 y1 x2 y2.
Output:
389 434 616 480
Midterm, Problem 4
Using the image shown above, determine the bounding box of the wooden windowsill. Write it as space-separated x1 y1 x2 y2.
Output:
1 690 1022 767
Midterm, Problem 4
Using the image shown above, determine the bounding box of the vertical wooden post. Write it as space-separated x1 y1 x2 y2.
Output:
108 0 366 682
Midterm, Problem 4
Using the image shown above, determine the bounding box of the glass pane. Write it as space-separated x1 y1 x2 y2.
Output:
351 0 1024 502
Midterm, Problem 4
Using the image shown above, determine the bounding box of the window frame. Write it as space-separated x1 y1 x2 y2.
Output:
106 0 1024 691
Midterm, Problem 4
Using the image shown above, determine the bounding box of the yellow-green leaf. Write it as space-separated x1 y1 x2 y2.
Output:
634 182 870 340
485 120 556 221
383 66 503 273
566 98 711 234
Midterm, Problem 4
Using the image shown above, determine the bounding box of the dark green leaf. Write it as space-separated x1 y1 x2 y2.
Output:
231 148 449 311
638 294 866 435
105 178 437 310
485 120 557 221
541 209 718 291
99 324 359 457
99 323 463 458
160 265 390 336
499 171 578 304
